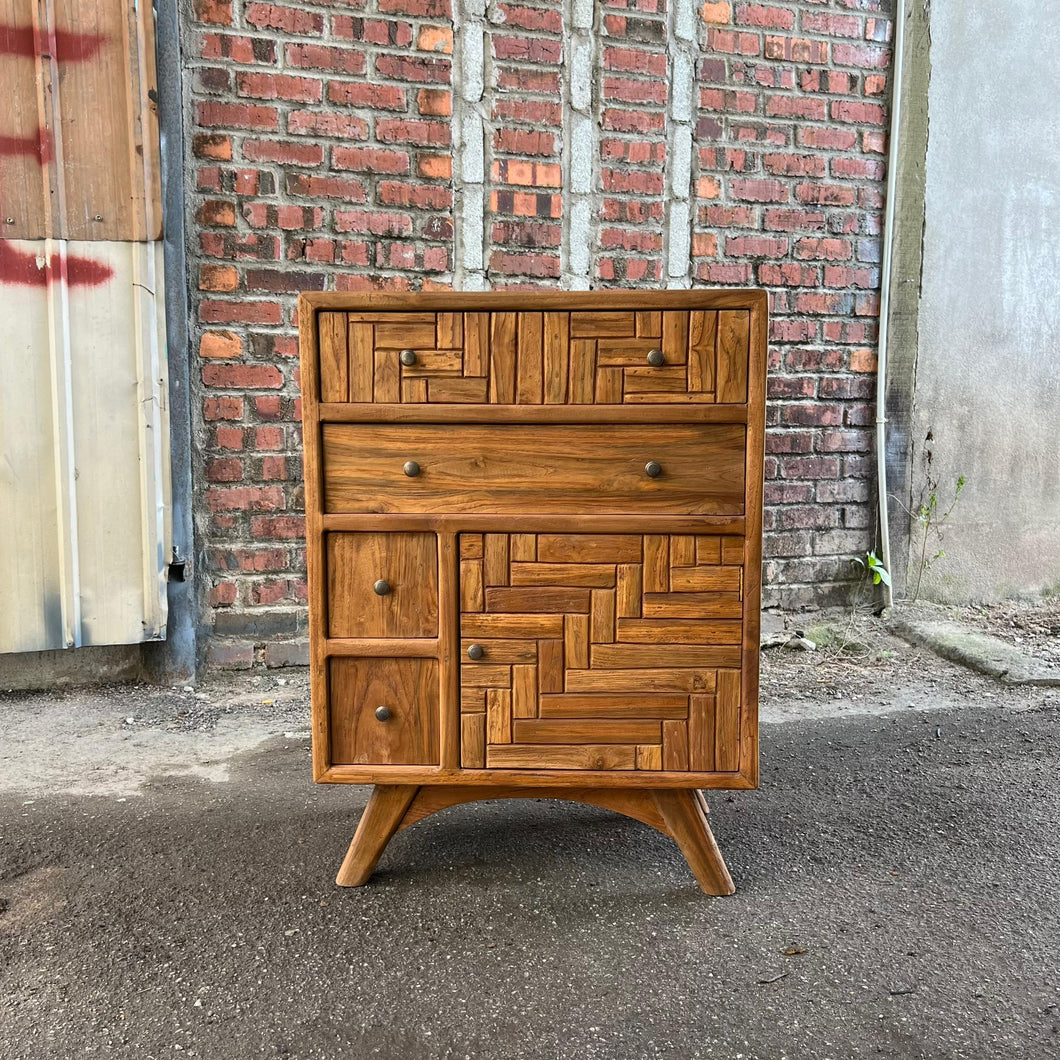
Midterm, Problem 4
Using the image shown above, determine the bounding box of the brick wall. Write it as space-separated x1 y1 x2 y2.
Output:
186 0 893 665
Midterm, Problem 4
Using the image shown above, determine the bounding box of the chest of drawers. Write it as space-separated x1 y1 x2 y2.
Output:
299 290 766 893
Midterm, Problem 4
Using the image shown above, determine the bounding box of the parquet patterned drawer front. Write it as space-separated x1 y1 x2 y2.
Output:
458 533 746 773
322 424 746 515
318 309 750 406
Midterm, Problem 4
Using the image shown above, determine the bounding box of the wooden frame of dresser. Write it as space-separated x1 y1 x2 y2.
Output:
299 289 767 796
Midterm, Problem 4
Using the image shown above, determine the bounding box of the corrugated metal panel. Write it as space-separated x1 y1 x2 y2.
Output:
0 1 169 654
0 240 170 651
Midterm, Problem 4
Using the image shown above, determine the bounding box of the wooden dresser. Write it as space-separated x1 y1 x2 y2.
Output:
299 290 766 893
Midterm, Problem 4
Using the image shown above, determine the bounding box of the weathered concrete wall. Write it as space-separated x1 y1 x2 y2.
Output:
907 1 1060 602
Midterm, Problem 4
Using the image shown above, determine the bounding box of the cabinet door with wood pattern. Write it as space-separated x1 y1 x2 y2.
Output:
316 309 751 406
457 533 750 775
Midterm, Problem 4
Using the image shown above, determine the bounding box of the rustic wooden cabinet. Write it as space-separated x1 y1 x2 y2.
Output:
299 291 766 893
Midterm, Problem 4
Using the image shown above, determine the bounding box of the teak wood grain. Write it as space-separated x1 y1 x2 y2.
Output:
322 423 746 515
327 532 438 638
299 289 766 892
329 658 439 766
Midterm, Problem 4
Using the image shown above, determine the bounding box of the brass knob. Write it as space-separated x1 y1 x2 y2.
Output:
375 705 392 722
646 348 665 367
467 643 484 661
645 461 662 478
403 460 420 477
373 579 391 596
399 349 417 367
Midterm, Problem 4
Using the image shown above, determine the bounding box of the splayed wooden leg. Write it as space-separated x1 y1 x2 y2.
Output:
335 784 419 886
652 788 735 895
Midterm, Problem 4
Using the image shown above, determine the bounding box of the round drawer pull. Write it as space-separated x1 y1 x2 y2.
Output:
373 579 391 596
375 705 392 722
403 460 421 477
399 349 417 367
644 460 663 478
467 643 484 661
646 348 665 367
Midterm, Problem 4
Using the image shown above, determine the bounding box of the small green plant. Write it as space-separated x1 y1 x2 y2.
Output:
850 550 891 588
911 468 965 603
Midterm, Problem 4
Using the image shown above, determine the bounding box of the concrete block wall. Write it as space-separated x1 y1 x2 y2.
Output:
186 0 893 665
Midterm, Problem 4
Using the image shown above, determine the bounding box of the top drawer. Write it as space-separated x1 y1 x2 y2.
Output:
317 310 751 407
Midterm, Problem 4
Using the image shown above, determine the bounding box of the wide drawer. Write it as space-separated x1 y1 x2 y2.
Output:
322 423 746 515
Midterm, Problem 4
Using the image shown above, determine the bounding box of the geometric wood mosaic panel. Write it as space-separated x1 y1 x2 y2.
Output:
318 310 751 405
458 533 745 771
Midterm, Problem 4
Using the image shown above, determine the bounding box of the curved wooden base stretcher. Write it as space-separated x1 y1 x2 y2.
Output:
336 784 735 895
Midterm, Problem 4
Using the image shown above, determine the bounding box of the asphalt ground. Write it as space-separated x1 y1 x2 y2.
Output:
2 687 1058 1059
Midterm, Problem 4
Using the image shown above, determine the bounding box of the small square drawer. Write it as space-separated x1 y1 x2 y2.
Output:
326 532 438 638
329 657 439 766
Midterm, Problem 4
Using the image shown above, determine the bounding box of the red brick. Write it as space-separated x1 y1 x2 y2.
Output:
203 363 284 389
196 199 236 226
286 44 366 75
831 99 886 125
736 4 795 29
203 396 244 421
374 54 450 84
333 147 411 174
730 178 789 203
199 300 284 325
199 264 239 291
603 76 668 106
833 43 890 69
206 486 285 513
700 1 732 22
796 182 857 207
418 154 452 179
763 153 827 177
197 102 278 131
193 133 232 160
207 457 243 482
209 582 238 607
237 72 322 103
603 47 668 76
245 3 323 34
764 37 829 64
327 81 407 110
193 0 232 25
794 238 853 261
377 182 452 209
494 129 556 158
215 426 244 449
416 88 452 117
726 235 789 257
378 0 451 14
375 119 450 147
334 210 413 236
765 95 828 120
286 174 368 202
243 140 324 166
250 515 305 539
494 35 562 63
288 111 369 140
496 3 562 32
252 426 285 451
802 12 861 37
